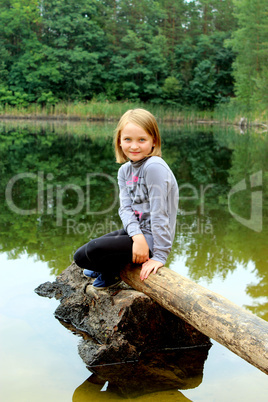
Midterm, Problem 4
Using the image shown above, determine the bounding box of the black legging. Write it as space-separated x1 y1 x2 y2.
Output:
74 229 134 276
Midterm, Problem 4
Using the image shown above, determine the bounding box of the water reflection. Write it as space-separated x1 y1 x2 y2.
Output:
73 377 192 401
0 121 267 320
72 347 209 401
58 318 210 400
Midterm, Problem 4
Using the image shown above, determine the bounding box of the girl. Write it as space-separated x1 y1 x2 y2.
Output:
74 108 179 290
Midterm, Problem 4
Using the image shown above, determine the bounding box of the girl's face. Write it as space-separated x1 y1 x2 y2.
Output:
120 122 155 162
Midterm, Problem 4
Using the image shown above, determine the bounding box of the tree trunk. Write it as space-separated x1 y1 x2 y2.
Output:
120 264 268 375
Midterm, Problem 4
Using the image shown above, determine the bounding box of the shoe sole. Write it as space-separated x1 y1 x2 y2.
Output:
92 280 122 290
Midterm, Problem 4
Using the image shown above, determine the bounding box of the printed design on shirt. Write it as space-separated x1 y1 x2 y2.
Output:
126 173 149 206
126 174 139 185
134 210 143 221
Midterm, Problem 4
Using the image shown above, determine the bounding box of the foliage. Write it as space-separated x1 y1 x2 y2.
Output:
2 0 267 115
162 77 182 105
226 0 268 111
0 0 237 110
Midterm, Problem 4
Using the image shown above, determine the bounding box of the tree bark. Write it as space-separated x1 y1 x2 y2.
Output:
120 264 268 375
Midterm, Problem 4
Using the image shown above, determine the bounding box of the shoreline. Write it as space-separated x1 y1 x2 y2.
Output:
0 114 267 128
0 100 267 127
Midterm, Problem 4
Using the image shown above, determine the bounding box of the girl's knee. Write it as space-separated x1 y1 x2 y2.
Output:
73 249 82 267
73 244 88 267
73 240 97 268
86 239 101 255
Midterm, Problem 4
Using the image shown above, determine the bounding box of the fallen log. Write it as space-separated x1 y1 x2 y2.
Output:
120 264 268 375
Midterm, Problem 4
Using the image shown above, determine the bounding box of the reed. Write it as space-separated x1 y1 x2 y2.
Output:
0 100 267 125
214 102 268 126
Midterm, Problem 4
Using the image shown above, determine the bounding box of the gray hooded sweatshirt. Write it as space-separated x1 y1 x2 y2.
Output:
118 156 179 265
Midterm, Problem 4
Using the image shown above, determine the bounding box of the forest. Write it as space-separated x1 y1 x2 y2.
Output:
0 0 267 113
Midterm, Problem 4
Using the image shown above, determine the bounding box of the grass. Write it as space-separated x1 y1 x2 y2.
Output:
214 102 268 126
0 100 267 126
0 101 207 122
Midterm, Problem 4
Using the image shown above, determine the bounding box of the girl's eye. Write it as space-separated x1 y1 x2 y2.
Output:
140 138 146 142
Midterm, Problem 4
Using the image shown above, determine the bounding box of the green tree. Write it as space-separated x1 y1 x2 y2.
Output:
106 26 167 102
189 33 235 108
0 0 44 100
190 60 217 109
158 0 187 70
170 1 236 108
173 32 235 108
227 0 268 110
0 0 238 107
162 76 182 105
184 0 236 38
40 0 106 100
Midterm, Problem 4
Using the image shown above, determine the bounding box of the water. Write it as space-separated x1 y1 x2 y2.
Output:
0 120 267 401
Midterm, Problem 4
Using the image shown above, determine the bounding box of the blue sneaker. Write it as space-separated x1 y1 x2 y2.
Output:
83 269 99 278
92 273 121 290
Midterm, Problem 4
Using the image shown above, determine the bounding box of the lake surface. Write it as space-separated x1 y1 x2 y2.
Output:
0 119 267 401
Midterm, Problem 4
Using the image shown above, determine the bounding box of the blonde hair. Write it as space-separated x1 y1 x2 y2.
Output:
114 108 162 163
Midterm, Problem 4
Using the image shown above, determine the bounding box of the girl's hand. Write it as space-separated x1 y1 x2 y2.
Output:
132 234 149 264
140 259 163 281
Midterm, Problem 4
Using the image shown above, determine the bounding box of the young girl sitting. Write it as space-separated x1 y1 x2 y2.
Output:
74 108 179 289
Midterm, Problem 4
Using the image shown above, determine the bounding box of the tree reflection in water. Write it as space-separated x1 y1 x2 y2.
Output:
0 121 267 319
